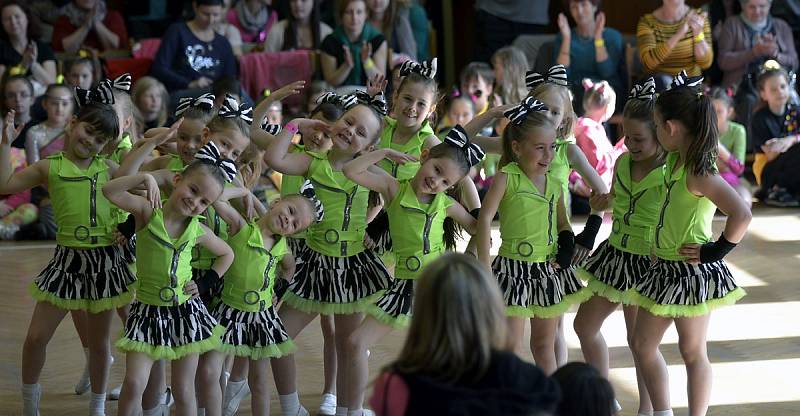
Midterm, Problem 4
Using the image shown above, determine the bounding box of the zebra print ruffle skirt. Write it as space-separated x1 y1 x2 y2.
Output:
31 245 136 312
492 256 588 318
367 278 415 329
212 302 295 359
116 297 221 360
632 259 746 317
577 241 654 304
283 246 392 315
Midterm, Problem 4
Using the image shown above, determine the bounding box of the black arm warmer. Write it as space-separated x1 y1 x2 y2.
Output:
117 214 136 239
556 231 576 269
194 269 221 297
575 214 603 250
470 208 481 219
699 234 737 264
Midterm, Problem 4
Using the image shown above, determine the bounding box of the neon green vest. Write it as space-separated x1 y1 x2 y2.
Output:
166 155 185 173
608 153 665 256
377 117 433 180
47 153 116 247
109 134 133 164
498 163 562 262
280 144 311 240
548 136 574 197
652 152 716 261
386 180 453 279
135 209 203 306
305 153 369 257
222 222 288 311
191 205 229 270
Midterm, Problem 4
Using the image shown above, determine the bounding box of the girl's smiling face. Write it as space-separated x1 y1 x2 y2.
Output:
330 105 381 154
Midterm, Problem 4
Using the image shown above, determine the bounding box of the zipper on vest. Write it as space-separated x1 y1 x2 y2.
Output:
61 174 100 244
547 195 554 245
149 231 190 303
621 189 647 248
654 181 676 249
260 252 275 310
402 207 437 254
391 162 399 178
311 180 360 256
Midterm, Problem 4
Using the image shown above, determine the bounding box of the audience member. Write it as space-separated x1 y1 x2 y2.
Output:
0 1 56 96
0 144 36 239
366 0 429 61
459 61 495 116
1 73 31 127
551 362 617 416
52 0 128 53
227 0 278 44
264 0 332 52
63 56 97 90
132 76 169 131
473 0 550 63
217 0 244 56
709 86 752 208
491 46 528 134
23 82 72 165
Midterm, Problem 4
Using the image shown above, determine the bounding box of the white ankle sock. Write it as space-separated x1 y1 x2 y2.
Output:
653 410 674 416
22 383 41 416
89 392 106 415
347 410 363 416
638 413 654 416
279 392 301 415
142 406 162 416
336 406 348 416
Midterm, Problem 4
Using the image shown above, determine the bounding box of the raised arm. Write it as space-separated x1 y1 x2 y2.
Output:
566 143 609 195
446 201 477 235
212 199 246 236
102 173 160 227
1 111 47 194
477 171 507 267
342 149 410 200
115 119 181 178
196 223 234 277
250 81 306 150
264 119 323 176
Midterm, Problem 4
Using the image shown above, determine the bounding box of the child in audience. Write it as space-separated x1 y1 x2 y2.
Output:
24 83 73 165
133 76 169 131
552 362 617 416
709 87 751 208
64 57 97 91
460 62 495 116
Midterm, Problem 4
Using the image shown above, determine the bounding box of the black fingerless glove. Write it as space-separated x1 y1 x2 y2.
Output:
194 269 221 297
273 278 290 302
699 234 737 263
117 214 136 239
469 208 481 219
556 230 576 269
575 214 602 250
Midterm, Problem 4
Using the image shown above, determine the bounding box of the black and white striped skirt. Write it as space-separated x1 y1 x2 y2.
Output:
286 237 307 260
283 247 392 315
366 210 392 254
632 259 746 317
120 235 137 265
577 241 654 304
116 297 222 360
492 256 589 318
212 302 295 359
367 278 415 329
31 245 136 313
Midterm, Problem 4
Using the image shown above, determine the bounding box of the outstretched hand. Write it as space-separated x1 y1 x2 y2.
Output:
271 81 306 102
367 73 388 97
1 110 21 146
383 149 418 165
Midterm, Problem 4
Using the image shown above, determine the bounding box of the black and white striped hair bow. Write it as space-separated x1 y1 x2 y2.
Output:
669 70 704 90
299 180 325 223
628 77 657 101
218 94 254 124
443 124 485 167
110 73 132 92
316 91 347 107
526 64 569 89
75 79 115 106
399 58 438 79
344 91 388 116
194 141 238 183
504 97 549 125
261 119 282 135
175 93 216 117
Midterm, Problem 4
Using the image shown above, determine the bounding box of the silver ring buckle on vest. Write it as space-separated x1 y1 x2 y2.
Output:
405 256 422 272
74 225 90 241
243 290 261 305
324 229 340 243
158 287 177 303
517 241 534 257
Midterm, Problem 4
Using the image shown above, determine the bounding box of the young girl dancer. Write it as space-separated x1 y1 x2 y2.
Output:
0 100 132 416
573 78 662 416
478 97 590 375
197 180 325 416
630 72 752 416
106 142 236 416
341 125 484 414
264 91 392 416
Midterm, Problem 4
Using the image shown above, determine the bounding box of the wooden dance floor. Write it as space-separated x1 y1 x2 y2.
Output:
1 207 799 415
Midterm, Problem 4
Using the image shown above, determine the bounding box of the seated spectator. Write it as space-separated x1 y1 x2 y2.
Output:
717 0 798 142
366 0 429 62
710 86 752 208
572 79 619 214
132 76 168 131
751 62 800 206
226 0 278 44
637 0 713 90
0 146 37 240
436 93 476 138
0 0 56 96
52 0 128 53
554 0 624 115
459 61 495 116
369 253 561 416
24 83 72 165
491 46 528 134
63 56 97 90
551 362 617 416
150 0 237 94
263 0 332 52
2 74 31 128
217 0 244 56
319 0 387 88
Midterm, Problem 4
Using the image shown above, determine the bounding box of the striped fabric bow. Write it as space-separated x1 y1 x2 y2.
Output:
175 93 216 117
110 73 132 91
218 94 253 124
628 77 656 100
75 79 115 106
316 91 347 107
300 180 325 223
194 141 238 183
261 119 282 135
399 57 438 79
504 97 548 125
344 91 388 116
526 64 569 89
443 124 485 167
670 70 704 90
